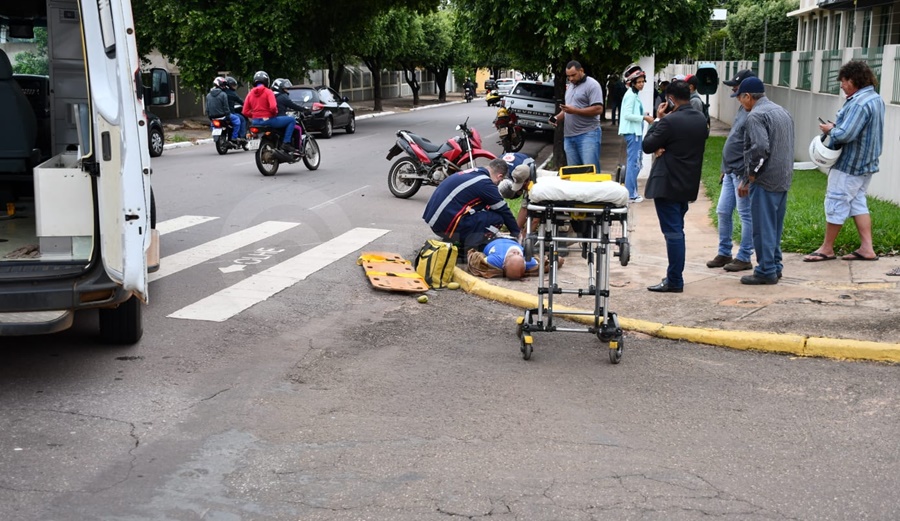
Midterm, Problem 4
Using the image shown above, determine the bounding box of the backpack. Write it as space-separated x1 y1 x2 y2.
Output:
414 239 458 289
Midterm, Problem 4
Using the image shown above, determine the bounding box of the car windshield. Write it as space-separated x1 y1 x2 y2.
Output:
512 82 554 99
498 79 514 85
288 89 318 103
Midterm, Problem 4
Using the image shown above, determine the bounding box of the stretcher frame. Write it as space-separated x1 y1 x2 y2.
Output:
518 200 630 364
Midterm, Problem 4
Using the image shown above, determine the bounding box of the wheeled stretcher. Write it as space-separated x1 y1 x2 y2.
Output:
517 173 631 364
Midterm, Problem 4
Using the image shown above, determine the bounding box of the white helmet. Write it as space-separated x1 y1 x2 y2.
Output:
808 134 842 173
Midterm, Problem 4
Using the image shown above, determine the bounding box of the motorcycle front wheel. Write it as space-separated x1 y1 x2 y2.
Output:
215 135 230 155
388 157 423 199
302 136 320 171
256 141 279 176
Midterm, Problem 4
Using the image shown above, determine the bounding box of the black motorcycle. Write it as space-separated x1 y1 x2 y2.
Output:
210 116 248 155
248 113 320 176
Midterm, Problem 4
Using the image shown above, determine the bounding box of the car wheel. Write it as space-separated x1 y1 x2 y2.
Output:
345 115 356 134
320 117 333 139
148 127 164 157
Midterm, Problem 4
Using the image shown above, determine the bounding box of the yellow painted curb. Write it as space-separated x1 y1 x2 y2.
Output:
453 267 900 363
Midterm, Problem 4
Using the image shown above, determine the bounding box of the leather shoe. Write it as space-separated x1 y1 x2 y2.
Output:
740 274 779 285
706 254 733 268
647 279 683 293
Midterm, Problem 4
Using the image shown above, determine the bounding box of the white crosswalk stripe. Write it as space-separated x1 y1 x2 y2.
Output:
156 215 218 235
167 227 389 322
149 221 300 282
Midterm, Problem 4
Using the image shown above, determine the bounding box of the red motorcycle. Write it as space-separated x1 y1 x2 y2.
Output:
385 118 496 198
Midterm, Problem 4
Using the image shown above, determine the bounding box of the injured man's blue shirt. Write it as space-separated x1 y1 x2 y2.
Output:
484 238 538 270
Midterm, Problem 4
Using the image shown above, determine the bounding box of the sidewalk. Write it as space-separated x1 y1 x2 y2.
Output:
458 118 900 363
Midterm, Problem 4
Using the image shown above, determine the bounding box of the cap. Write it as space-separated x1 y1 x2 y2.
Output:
723 69 756 87
510 164 531 191
671 74 686 81
685 75 699 87
731 76 765 97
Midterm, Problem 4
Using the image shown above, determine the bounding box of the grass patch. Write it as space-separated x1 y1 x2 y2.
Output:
701 136 899 256
167 134 191 143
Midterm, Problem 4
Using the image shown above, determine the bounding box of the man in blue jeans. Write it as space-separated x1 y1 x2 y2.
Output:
707 69 757 273
554 60 604 173
641 81 709 293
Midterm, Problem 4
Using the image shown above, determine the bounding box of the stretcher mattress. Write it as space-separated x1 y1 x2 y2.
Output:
528 177 629 207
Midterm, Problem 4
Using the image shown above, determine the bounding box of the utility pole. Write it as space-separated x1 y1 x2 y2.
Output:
763 18 769 54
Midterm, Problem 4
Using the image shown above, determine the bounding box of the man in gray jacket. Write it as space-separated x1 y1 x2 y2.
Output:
734 77 795 285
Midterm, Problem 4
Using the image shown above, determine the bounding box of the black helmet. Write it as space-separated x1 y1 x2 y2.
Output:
253 71 270 87
271 78 293 92
225 76 238 89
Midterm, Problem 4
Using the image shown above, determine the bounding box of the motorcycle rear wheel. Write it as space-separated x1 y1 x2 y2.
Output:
388 157 423 199
215 135 230 155
302 136 321 171
508 129 525 152
256 142 279 176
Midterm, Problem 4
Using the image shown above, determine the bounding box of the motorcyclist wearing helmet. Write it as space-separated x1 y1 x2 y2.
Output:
271 78 306 117
242 71 296 152
207 76 242 142
224 76 248 140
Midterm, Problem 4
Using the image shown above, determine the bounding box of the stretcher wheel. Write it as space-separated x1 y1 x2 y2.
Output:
608 336 623 364
515 317 524 339
520 335 533 360
619 242 630 266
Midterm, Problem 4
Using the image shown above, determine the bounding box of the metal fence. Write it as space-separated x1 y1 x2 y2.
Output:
820 50 842 95
797 51 814 90
779 54 792 87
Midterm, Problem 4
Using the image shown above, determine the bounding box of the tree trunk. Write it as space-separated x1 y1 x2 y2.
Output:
403 68 420 106
428 66 448 102
362 58 383 112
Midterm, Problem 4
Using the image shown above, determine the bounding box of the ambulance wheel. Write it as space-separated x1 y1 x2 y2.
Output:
608 336 623 364
99 295 143 345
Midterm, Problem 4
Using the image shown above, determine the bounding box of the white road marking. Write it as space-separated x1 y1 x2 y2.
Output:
167 227 389 322
150 221 300 282
309 186 370 210
156 215 219 235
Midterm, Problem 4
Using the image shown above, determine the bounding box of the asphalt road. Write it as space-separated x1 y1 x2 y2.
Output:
0 104 897 520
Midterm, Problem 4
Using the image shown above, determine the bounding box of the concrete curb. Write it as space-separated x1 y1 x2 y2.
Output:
452 267 900 363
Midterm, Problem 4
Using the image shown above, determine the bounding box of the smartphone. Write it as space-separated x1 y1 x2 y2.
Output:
818 117 827 124
548 115 558 124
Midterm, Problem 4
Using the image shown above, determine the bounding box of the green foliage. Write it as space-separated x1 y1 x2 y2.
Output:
11 27 49 75
725 0 799 59
701 136 900 256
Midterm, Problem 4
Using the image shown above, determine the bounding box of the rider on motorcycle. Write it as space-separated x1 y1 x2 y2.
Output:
242 71 296 152
224 76 248 141
206 76 242 143
271 78 307 140
463 77 475 100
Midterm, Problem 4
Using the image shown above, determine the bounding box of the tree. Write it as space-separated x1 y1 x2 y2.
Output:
391 9 428 106
455 0 716 165
422 8 466 102
725 0 799 59
12 27 49 75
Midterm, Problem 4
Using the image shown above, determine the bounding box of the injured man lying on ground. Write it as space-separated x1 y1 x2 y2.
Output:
466 237 562 279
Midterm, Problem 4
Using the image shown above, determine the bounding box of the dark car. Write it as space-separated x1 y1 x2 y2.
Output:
146 111 164 157
285 85 355 139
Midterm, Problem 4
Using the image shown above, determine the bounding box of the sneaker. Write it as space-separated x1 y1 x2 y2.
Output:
706 254 733 268
281 142 296 153
723 259 753 272
629 196 644 203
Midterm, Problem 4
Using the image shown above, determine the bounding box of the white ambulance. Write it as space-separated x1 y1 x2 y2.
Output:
1 0 170 343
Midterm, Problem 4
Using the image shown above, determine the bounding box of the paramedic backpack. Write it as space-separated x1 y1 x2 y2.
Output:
414 239 458 289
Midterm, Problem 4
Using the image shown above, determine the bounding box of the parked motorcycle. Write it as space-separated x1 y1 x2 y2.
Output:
493 106 525 153
485 89 502 107
210 116 249 155
248 112 320 176
385 118 497 199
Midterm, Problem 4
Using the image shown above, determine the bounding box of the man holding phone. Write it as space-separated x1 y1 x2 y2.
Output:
552 60 605 174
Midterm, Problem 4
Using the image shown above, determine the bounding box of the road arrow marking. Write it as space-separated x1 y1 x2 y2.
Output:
219 265 247 273
168 227 389 322
150 221 299 282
